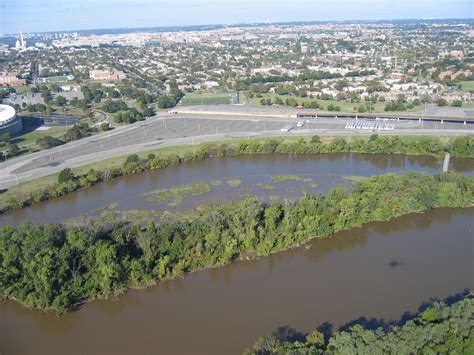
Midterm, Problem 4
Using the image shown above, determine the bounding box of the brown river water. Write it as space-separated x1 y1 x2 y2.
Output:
1 153 473 354
1 153 473 226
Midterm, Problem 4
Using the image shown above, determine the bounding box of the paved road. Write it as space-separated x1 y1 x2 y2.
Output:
0 112 473 189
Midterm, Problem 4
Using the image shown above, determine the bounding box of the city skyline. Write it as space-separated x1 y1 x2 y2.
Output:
1 0 473 34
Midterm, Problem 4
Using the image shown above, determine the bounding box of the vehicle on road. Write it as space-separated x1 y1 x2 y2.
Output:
281 125 294 132
297 121 305 127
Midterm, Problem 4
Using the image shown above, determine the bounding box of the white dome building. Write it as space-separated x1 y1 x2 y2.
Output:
0 105 22 135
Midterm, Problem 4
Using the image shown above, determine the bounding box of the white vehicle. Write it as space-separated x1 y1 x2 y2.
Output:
297 121 305 127
281 125 294 132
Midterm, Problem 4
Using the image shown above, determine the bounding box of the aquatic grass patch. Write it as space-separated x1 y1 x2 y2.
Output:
308 182 320 188
68 207 163 226
112 210 162 224
271 175 312 182
226 179 242 187
210 179 223 186
143 182 212 207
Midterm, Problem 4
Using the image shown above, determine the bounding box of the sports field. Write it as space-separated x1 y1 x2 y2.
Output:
458 81 474 92
180 92 238 105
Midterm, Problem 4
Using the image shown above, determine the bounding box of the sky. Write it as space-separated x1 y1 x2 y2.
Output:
1 0 472 34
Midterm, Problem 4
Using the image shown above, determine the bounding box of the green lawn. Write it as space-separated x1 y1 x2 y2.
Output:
12 126 70 149
180 92 237 106
12 86 30 94
250 93 424 113
458 81 474 92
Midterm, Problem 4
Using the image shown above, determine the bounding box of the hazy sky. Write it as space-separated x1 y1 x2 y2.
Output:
1 0 472 34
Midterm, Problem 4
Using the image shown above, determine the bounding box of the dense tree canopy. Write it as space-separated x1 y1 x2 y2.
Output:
245 295 474 354
1 172 472 314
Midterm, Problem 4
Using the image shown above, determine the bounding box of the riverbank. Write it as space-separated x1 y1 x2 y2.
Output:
1 135 472 214
1 171 472 314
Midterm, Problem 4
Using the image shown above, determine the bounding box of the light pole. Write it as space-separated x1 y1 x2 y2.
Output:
423 102 427 127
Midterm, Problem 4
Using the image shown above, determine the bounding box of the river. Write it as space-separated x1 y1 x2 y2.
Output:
1 153 473 354
1 153 473 226
1 208 473 354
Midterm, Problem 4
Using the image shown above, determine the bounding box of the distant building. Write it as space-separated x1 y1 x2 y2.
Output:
390 72 405 80
0 73 26 87
0 104 22 135
15 31 27 51
449 50 464 59
89 70 127 81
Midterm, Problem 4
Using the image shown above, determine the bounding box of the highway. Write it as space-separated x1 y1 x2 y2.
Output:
0 111 473 189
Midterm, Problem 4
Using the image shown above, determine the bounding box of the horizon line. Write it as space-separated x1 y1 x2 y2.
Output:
2 17 472 37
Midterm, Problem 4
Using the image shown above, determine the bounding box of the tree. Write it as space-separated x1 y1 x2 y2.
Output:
451 100 462 107
306 330 325 346
311 135 321 144
54 95 67 107
41 89 52 104
6 143 20 157
36 136 63 150
58 168 75 183
157 96 175 109
124 154 139 165
99 123 110 131
436 98 448 107
63 123 90 142
1 132 12 144
421 307 440 323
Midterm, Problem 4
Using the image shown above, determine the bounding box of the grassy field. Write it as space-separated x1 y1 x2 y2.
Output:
0 125 70 158
12 126 70 150
11 86 30 94
180 92 237 106
249 93 424 113
458 81 474 92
